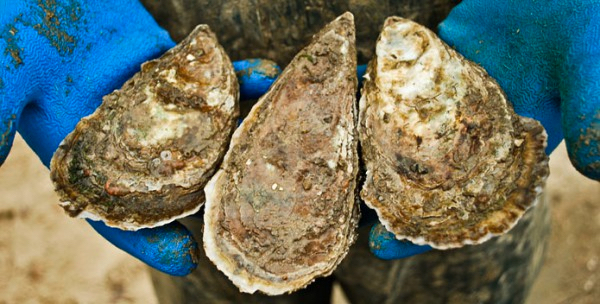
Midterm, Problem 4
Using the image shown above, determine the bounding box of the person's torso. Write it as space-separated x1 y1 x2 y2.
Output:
141 0 461 65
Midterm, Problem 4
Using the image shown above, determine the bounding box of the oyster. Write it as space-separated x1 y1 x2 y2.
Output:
50 25 239 230
203 13 359 295
358 17 549 249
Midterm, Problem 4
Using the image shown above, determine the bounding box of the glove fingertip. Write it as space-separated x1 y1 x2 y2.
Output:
369 223 431 260
139 225 199 276
357 64 367 88
233 59 281 99
560 45 600 181
563 109 600 180
0 112 18 166
87 220 199 276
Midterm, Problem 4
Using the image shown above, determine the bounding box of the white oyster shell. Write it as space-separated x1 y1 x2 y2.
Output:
358 17 549 249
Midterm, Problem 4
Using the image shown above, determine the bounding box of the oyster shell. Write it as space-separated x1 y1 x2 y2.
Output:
50 25 239 230
203 13 359 295
358 17 549 249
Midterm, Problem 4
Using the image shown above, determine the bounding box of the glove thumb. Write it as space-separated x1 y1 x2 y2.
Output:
0 102 19 165
369 223 431 260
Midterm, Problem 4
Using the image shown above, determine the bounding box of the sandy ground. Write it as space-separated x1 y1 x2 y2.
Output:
0 134 598 304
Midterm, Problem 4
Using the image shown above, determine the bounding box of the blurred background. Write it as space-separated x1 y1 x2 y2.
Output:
0 134 598 304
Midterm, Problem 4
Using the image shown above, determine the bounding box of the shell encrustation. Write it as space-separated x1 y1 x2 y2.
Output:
203 13 359 295
358 17 549 249
50 25 239 230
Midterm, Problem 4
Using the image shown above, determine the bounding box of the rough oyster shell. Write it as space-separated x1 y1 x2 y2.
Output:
358 17 549 249
203 13 359 295
50 25 239 230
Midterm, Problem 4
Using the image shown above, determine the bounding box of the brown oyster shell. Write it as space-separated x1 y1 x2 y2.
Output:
358 17 549 249
50 25 239 230
203 13 359 295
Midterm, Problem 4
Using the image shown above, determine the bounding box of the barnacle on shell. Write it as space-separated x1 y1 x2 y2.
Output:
50 25 239 230
358 17 549 249
203 12 359 295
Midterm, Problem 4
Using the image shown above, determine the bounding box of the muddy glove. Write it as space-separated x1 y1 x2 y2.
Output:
0 0 278 276
370 0 600 260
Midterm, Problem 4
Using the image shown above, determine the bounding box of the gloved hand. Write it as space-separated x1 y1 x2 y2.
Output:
0 0 279 276
370 0 600 260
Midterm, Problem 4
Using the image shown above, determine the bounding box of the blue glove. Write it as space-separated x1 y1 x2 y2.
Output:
370 0 600 260
0 0 279 276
